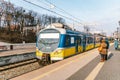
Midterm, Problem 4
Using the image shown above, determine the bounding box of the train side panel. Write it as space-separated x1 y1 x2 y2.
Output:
50 34 84 60
95 43 100 47
85 43 94 51
51 34 76 60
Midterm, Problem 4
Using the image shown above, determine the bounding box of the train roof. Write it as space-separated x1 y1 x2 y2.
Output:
38 27 86 37
38 23 93 36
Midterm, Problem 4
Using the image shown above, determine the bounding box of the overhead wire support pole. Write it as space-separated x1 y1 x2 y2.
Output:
23 0 83 26
49 0 54 25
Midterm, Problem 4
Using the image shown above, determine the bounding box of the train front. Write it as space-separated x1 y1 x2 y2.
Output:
36 28 63 62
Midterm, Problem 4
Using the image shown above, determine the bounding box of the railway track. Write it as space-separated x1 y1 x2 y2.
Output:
0 58 41 80
0 52 47 80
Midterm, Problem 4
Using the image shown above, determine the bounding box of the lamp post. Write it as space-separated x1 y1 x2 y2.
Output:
117 27 118 38
117 21 120 39
118 21 120 26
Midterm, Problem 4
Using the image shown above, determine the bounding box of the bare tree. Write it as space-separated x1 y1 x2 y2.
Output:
4 1 14 32
0 0 6 28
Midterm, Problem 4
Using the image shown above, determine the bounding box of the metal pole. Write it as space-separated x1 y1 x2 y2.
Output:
50 0 55 26
50 0 52 25
117 27 119 39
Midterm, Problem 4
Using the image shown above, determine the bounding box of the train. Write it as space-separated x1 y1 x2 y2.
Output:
36 23 102 62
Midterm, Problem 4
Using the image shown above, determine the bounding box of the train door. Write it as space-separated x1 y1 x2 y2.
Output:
82 36 86 51
75 36 78 53
93 35 96 48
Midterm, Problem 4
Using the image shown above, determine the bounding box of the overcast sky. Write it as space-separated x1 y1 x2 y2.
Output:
5 0 120 36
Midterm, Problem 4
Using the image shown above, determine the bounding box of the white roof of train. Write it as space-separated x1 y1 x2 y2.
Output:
37 23 83 36
38 23 66 35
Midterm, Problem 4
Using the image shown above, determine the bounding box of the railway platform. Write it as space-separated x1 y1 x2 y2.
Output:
10 43 120 80
0 43 36 67
0 43 37 79
0 43 35 57
0 48 35 57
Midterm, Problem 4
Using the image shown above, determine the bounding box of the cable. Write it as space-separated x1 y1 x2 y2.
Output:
44 0 83 22
23 0 83 25
37 0 50 8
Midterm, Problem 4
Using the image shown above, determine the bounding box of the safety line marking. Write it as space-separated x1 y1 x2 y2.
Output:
85 62 104 80
85 52 111 80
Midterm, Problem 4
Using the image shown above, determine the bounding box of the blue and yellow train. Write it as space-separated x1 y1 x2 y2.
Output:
36 23 101 62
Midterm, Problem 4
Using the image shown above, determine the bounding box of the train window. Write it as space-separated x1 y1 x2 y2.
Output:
86 37 93 44
78 37 81 45
89 37 93 43
82 37 86 44
91 37 94 43
86 37 89 44
65 36 70 46
71 37 74 44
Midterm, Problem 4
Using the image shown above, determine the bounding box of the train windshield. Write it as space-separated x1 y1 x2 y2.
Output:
37 29 60 52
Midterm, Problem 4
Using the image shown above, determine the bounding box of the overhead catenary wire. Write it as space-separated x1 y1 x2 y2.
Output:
37 0 51 8
43 0 99 30
44 0 83 22
23 0 84 25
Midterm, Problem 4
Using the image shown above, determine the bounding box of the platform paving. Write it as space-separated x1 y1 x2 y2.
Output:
95 46 120 80
10 43 120 80
67 44 120 80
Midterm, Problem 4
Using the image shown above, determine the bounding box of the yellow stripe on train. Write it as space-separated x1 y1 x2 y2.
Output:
85 44 94 51
36 44 97 61
51 46 83 60
36 46 83 61
36 48 43 59
95 43 100 47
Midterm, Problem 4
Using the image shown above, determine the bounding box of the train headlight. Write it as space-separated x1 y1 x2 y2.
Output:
57 50 62 53
36 48 38 52
36 48 42 56
54 50 62 54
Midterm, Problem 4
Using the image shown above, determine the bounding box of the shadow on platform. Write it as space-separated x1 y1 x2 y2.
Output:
108 53 113 60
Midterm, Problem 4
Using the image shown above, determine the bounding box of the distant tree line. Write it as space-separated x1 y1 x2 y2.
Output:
0 0 65 43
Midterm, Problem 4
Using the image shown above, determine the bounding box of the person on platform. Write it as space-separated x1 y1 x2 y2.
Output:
98 39 107 62
114 38 118 50
105 38 109 60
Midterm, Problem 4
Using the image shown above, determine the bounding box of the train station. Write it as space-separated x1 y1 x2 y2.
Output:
0 0 120 80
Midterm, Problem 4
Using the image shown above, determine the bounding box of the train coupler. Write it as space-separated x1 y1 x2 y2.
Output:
40 54 51 65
